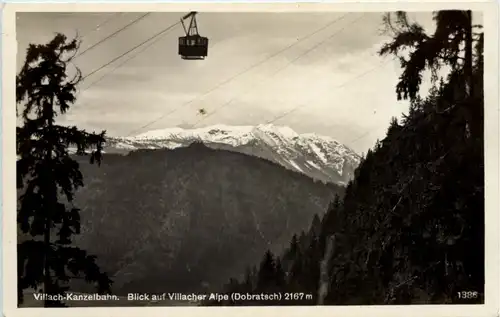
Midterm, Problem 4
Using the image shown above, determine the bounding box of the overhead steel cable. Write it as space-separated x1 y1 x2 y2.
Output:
79 22 177 93
78 35 229 107
75 13 151 59
192 13 364 128
124 13 352 137
81 19 181 81
73 15 227 112
266 56 396 125
79 12 124 39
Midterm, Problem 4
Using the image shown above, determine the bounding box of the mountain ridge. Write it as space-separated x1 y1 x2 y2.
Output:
104 124 361 185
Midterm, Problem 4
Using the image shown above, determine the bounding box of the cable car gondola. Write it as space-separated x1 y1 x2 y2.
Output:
178 12 208 60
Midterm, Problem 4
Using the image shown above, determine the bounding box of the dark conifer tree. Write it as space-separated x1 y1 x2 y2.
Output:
16 33 111 307
274 258 286 289
309 214 322 237
256 250 276 292
289 234 299 257
242 267 254 292
379 10 481 140
321 193 344 239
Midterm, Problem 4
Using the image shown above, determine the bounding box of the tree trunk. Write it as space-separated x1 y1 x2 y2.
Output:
43 155 53 306
43 97 56 307
463 10 478 140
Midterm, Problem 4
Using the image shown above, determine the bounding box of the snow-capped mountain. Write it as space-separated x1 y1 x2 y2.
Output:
105 124 361 185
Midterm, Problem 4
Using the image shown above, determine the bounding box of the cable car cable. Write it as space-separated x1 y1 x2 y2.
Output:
73 35 232 122
81 19 181 81
69 31 180 114
80 22 177 93
125 13 352 136
76 13 151 59
79 34 230 108
80 12 124 39
73 13 215 116
81 12 207 91
349 128 377 145
192 13 364 128
266 56 396 125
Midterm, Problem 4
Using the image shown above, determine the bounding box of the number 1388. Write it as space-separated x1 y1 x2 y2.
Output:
457 291 478 299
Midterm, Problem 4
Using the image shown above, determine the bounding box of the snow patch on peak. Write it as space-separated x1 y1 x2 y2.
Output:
306 160 321 169
288 160 304 173
254 124 298 138
308 143 328 164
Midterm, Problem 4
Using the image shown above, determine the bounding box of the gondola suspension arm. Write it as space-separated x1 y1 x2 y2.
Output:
180 11 198 36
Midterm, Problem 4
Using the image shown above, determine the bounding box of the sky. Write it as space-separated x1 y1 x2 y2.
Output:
16 11 441 154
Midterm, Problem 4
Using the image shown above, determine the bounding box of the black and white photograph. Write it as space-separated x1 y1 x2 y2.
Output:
3 2 499 315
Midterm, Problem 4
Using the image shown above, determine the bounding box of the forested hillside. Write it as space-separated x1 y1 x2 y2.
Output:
210 10 485 305
65 143 343 295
